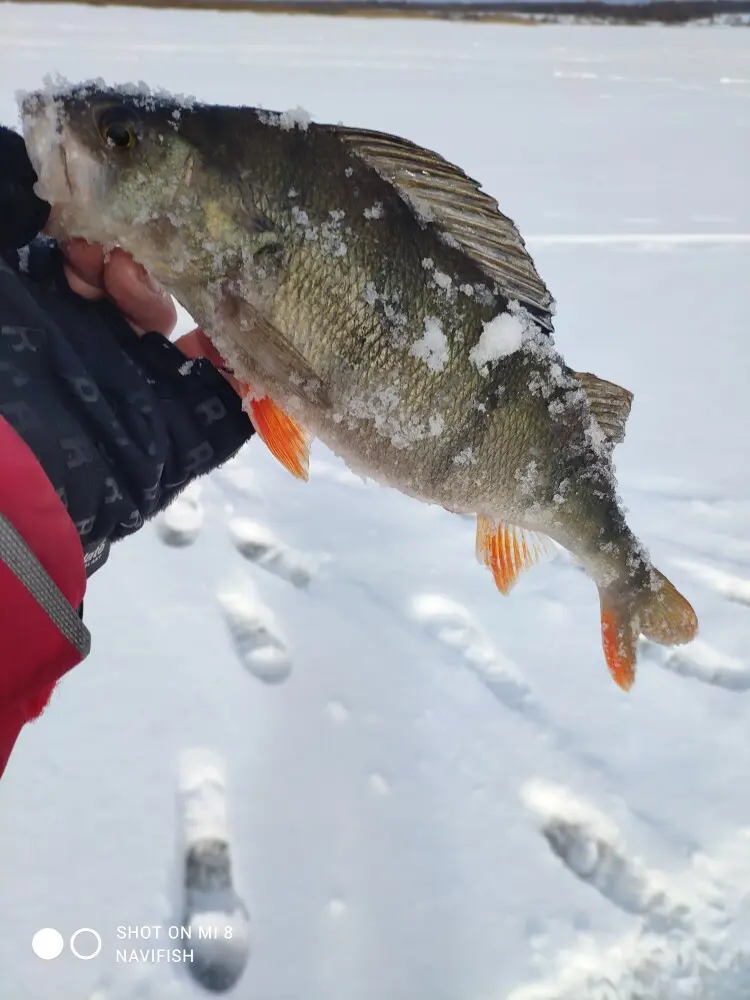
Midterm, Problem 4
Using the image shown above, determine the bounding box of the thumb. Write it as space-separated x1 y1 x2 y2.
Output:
174 328 245 397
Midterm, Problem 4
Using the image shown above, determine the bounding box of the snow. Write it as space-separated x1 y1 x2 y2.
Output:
409 315 448 371
1 6 749 1000
217 584 293 684
278 106 312 131
509 782 750 999
410 593 534 710
155 484 204 548
229 517 321 588
178 749 229 846
470 307 530 371
178 751 252 991
672 558 750 608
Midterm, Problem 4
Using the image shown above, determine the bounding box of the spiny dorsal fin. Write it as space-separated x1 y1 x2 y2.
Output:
476 515 551 595
574 371 634 447
332 127 555 331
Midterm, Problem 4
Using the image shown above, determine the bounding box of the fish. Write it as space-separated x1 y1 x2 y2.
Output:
20 81 698 690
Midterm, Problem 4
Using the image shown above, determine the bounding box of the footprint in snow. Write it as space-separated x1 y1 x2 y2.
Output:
177 749 251 994
217 585 292 684
510 779 750 999
672 558 750 609
229 518 323 589
155 483 204 547
641 637 750 692
409 593 533 711
623 475 733 506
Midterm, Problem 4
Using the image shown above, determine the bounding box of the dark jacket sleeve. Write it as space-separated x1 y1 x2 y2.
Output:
0 241 254 572
0 125 255 776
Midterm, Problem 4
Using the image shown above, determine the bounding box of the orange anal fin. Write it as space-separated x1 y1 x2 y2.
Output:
475 515 547 595
245 395 311 482
600 605 637 692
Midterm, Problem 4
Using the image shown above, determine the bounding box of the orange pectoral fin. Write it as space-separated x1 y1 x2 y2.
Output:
245 395 312 482
476 515 548 595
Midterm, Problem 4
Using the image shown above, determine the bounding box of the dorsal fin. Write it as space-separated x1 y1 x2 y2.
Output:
574 371 634 447
331 127 555 331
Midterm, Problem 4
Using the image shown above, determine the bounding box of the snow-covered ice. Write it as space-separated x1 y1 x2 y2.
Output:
672 558 750 609
642 638 750 692
178 749 231 848
228 517 321 588
410 592 534 710
217 583 293 684
156 483 205 548
0 6 748 1000
510 781 750 999
178 750 251 993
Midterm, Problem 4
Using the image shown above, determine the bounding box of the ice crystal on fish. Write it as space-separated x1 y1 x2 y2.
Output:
470 310 527 373
453 447 477 467
409 316 448 372
258 106 312 131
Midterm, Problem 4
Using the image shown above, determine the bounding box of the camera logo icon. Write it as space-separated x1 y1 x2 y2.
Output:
32 927 102 961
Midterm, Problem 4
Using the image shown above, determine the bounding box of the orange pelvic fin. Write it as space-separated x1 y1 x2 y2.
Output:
245 395 312 481
475 515 548 595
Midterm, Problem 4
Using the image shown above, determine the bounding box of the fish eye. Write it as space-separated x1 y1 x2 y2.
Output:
97 106 139 152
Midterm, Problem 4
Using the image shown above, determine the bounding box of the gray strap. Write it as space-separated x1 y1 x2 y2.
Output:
0 513 91 658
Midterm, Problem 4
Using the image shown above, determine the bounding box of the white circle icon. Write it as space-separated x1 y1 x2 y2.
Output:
70 928 102 960
32 928 64 960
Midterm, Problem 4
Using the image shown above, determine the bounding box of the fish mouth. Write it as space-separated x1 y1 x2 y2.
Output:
59 142 73 200
21 93 107 244
20 95 74 209
41 142 76 239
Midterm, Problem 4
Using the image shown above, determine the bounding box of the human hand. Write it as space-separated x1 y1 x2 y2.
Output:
61 240 243 395
61 239 177 336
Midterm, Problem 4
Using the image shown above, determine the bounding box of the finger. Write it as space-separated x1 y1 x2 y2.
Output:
103 248 177 336
60 239 107 291
63 261 107 301
174 328 245 397
61 239 108 301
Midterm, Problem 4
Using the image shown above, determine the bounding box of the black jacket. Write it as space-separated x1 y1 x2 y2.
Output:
0 125 254 576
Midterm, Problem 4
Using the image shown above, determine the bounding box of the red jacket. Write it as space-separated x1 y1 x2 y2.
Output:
0 417 87 778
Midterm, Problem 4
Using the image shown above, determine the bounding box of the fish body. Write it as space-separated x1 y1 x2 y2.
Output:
20 83 698 688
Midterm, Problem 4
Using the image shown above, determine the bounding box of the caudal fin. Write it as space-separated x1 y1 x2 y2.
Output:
640 568 699 646
599 569 698 692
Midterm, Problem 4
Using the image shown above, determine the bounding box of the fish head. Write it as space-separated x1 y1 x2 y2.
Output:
20 83 207 281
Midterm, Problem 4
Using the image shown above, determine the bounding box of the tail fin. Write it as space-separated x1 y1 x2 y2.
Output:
599 569 698 692
640 568 699 646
